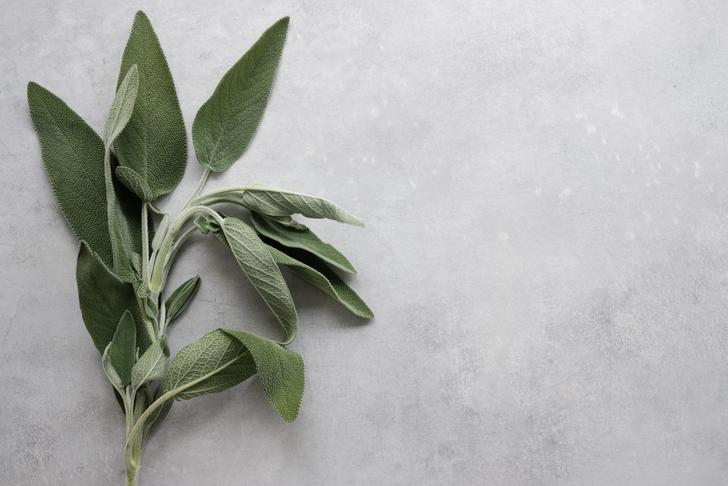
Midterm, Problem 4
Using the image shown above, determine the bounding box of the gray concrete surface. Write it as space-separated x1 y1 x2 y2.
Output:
3 1 728 484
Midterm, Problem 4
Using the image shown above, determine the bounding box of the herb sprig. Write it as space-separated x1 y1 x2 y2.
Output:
27 11 372 485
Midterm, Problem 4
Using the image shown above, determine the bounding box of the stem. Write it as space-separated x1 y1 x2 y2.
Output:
189 168 211 202
124 354 244 468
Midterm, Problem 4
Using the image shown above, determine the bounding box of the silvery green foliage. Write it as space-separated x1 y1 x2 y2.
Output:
27 11 372 486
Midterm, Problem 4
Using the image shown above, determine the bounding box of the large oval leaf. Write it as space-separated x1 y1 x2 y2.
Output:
221 217 297 342
115 11 187 200
250 211 356 273
192 17 289 172
223 329 304 422
159 330 255 400
76 243 149 353
28 83 113 266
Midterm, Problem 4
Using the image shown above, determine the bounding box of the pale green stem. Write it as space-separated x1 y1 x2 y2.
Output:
141 203 150 289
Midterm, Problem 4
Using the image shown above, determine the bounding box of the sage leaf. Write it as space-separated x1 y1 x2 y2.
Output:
103 64 139 147
165 276 201 323
266 244 373 319
116 166 154 202
102 344 124 391
221 217 297 342
76 242 150 353
159 329 255 400
27 83 113 265
192 17 289 172
115 11 187 200
108 310 137 386
150 214 170 251
131 338 169 390
224 329 304 422
107 170 144 284
240 186 364 226
251 211 356 273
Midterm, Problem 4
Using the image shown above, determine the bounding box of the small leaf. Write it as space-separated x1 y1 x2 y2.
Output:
144 296 159 320
115 11 187 200
76 242 149 353
159 330 255 400
251 212 356 273
267 244 373 319
116 166 154 202
151 214 170 251
192 17 289 172
103 64 139 147
108 310 137 386
165 276 201 323
27 83 113 266
102 344 124 391
240 186 364 226
221 217 297 342
223 329 304 422
131 338 169 390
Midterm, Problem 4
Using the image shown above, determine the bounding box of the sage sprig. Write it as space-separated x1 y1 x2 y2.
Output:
27 11 372 485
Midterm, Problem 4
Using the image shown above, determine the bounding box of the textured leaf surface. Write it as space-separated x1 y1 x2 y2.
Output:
27 83 113 265
251 212 356 273
192 18 288 172
165 276 201 323
160 330 255 400
131 338 168 390
108 310 137 386
103 65 139 147
221 217 297 342
224 329 304 422
267 245 373 319
116 166 153 201
107 168 144 284
76 243 148 353
240 187 364 226
115 10 187 200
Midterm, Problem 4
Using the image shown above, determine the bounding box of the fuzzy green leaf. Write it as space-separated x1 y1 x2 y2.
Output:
103 64 139 147
159 330 255 400
221 217 297 342
251 212 356 273
27 83 113 266
108 310 137 386
107 167 144 284
165 276 201 323
115 11 187 200
223 329 304 422
76 242 149 353
240 186 364 226
131 337 168 390
192 17 289 172
115 166 154 201
266 244 373 319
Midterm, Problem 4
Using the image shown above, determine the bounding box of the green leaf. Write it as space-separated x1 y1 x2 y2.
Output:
108 310 137 386
131 337 169 390
103 64 139 147
102 344 124 391
240 186 364 226
266 244 373 319
251 212 356 273
221 217 297 342
223 329 304 422
76 242 149 353
115 10 187 200
107 167 144 284
27 82 113 266
165 276 201 323
192 17 289 172
159 330 255 400
116 166 154 201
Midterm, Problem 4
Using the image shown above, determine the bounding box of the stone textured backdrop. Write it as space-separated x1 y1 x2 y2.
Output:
2 1 728 484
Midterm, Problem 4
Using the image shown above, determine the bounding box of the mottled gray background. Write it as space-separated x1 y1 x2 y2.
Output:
2 0 728 485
